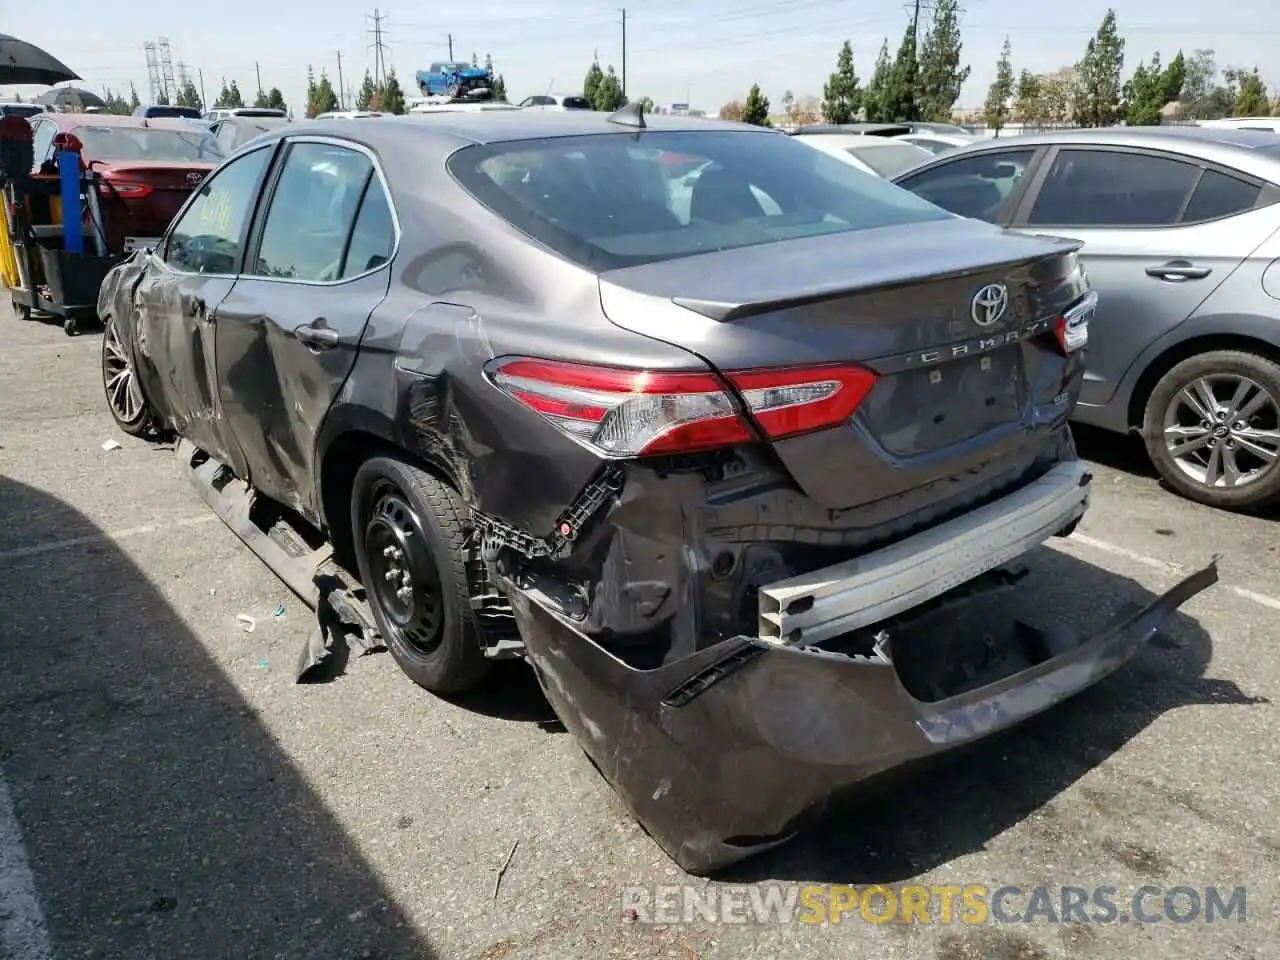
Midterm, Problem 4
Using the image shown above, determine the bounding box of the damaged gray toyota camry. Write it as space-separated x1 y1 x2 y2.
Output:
96 104 1218 876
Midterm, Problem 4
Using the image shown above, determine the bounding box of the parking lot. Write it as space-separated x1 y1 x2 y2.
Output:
0 309 1276 960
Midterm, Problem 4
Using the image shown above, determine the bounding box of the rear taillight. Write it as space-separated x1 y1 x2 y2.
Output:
1054 290 1096 355
99 179 152 199
488 357 878 458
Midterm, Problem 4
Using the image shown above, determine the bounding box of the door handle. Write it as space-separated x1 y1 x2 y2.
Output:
1145 261 1212 281
294 321 339 349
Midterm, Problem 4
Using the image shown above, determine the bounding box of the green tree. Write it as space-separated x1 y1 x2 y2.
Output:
226 81 244 108
380 69 407 115
128 84 141 112
917 0 970 122
637 95 655 113
594 65 626 111
356 71 377 110
1014 69 1042 124
1123 54 1167 126
583 57 604 106
1072 8 1125 127
741 83 771 126
1161 50 1186 104
306 67 339 117
491 74 507 100
253 87 270 108
265 88 287 112
1235 68 1270 115
882 16 921 121
176 80 203 112
822 41 861 123
983 36 1014 134
863 39 893 121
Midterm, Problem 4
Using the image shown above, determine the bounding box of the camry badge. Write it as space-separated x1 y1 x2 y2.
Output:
970 283 1009 327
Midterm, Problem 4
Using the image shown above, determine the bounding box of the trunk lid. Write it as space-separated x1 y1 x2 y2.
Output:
92 160 215 236
598 217 1089 512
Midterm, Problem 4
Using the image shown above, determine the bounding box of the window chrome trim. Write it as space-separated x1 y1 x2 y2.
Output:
238 133 403 288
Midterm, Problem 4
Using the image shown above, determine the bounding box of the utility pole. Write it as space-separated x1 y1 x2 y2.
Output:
336 51 346 108
912 0 922 50
198 69 207 111
447 33 454 60
255 61 263 98
619 8 627 97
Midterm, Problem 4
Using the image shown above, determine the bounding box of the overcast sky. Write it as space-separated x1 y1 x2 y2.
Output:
7 0 1279 115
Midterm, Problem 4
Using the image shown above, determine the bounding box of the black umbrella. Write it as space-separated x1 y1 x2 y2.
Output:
34 87 104 111
0 35 79 86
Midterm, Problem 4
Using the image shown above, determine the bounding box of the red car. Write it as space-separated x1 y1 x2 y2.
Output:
29 112 223 251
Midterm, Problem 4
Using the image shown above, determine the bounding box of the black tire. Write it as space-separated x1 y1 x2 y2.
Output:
350 456 491 694
1141 349 1280 510
100 314 154 438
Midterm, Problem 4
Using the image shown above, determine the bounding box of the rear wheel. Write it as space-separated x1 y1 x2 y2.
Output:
351 456 491 694
1142 350 1280 510
101 314 153 437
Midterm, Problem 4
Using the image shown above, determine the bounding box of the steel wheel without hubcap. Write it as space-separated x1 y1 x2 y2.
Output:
363 484 445 656
1162 374 1280 490
102 317 149 434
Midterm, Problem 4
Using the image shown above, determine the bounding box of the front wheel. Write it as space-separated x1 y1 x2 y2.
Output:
1142 350 1280 510
101 315 153 437
351 456 491 694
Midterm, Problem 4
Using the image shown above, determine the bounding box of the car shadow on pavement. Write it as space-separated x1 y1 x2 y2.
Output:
1071 423 1160 479
715 546 1261 886
0 475 437 960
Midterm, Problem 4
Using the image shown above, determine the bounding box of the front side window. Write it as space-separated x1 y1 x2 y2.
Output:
448 130 950 270
897 149 1036 223
164 146 272 274
251 142 373 281
1026 149 1200 227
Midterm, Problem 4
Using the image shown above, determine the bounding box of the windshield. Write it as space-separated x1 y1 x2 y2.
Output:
844 142 931 177
143 105 201 119
73 125 224 163
448 130 949 270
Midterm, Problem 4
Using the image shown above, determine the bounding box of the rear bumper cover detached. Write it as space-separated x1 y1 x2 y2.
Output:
506 465 1219 876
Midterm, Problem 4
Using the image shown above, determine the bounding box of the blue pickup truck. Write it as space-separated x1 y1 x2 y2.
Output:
415 61 493 98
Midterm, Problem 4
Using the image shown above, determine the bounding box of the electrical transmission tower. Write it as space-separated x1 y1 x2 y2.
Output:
158 38 177 102
367 9 389 87
177 62 193 95
143 42 162 102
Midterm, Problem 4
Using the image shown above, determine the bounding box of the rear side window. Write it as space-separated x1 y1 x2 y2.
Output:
340 179 396 278
843 142 931 178
1181 170 1261 222
448 130 949 270
251 142 372 281
1026 149 1199 227
897 149 1035 223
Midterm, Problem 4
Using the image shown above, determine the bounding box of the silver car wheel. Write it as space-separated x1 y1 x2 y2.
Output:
103 318 144 424
1162 374 1280 489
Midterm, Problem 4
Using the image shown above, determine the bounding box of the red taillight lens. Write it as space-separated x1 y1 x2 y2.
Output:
1054 290 1096 355
725 365 878 439
99 179 153 199
488 357 878 458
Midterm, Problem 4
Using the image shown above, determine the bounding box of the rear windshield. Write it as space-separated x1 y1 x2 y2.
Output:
73 125 224 163
844 142 931 177
142 105 201 119
561 97 592 110
448 130 949 270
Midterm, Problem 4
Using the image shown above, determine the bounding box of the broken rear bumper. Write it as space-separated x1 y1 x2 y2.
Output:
509 557 1218 876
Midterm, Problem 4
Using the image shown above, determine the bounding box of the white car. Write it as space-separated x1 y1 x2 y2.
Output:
791 133 934 178
407 96 520 114
1197 116 1279 132
517 93 593 111
204 107 288 122
896 131 983 155
313 110 383 120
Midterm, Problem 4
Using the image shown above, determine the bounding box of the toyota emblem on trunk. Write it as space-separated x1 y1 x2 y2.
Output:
186 171 204 185
970 283 1009 327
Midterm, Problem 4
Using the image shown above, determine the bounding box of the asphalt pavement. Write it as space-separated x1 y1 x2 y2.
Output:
0 311 1276 960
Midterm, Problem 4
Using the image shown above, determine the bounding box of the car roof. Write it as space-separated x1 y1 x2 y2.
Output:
796 133 922 149
44 112 203 131
250 110 762 149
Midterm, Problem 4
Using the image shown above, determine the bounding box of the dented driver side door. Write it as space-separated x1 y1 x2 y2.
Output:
135 143 276 479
